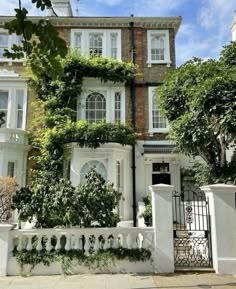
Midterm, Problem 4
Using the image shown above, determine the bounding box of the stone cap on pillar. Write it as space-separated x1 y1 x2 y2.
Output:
0 224 15 232
201 184 236 194
149 183 174 194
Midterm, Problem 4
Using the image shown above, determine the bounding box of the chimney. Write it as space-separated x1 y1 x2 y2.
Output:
46 0 73 17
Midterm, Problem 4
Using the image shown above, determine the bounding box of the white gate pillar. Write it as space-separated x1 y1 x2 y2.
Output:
201 184 236 274
149 184 174 273
0 224 13 276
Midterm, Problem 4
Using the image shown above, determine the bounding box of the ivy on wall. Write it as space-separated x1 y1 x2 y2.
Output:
13 52 137 228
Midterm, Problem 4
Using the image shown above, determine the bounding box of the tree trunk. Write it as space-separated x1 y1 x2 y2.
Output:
219 133 226 168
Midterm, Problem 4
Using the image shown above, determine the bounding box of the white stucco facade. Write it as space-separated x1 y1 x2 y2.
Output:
69 142 133 221
0 71 29 187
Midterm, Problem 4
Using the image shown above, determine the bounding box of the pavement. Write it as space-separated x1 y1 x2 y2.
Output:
0 273 236 289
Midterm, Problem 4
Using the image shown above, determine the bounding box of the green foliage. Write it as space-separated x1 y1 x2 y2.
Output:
12 169 121 228
0 177 17 222
7 15 137 227
140 196 152 226
4 0 67 78
157 43 236 183
14 247 152 275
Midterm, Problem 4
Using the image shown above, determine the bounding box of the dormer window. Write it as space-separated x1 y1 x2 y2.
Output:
147 30 171 66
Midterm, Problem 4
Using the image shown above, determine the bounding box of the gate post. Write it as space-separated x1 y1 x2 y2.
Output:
149 184 175 273
201 184 236 274
0 224 13 276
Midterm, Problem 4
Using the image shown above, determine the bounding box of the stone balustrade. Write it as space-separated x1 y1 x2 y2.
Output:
0 129 28 145
10 227 154 254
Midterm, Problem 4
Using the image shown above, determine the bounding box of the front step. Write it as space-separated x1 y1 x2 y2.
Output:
175 267 215 272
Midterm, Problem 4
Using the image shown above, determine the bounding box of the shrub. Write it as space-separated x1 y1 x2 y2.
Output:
0 177 17 222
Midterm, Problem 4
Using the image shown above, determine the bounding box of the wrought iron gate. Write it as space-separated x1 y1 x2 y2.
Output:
172 190 213 268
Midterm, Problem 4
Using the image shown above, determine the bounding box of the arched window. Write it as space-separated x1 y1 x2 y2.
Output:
86 92 106 123
80 160 107 184
89 34 103 56
151 35 165 61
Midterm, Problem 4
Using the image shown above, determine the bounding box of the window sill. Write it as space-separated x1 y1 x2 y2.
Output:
147 61 171 68
0 58 26 65
148 129 169 136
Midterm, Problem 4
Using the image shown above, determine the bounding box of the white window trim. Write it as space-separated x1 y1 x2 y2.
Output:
0 29 25 63
0 81 27 130
79 84 125 123
148 86 169 134
147 30 171 67
71 29 122 60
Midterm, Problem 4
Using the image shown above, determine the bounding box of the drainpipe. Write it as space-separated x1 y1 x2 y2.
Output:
129 18 137 227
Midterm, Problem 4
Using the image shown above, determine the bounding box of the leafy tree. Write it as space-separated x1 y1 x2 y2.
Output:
12 169 121 228
0 177 17 222
157 42 236 184
4 0 67 77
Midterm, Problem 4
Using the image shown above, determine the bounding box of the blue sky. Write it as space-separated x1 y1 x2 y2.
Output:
1 0 235 66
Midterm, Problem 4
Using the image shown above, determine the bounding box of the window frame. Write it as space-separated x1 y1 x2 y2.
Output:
71 29 122 60
79 84 125 124
0 81 27 130
0 29 24 62
147 30 171 66
148 87 168 133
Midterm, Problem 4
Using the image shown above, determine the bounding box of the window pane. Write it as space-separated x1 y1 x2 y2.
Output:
86 92 106 123
151 35 165 61
16 90 24 129
110 34 118 59
16 90 24 109
152 92 167 129
0 91 8 128
17 111 23 129
80 160 107 184
75 34 81 48
115 92 121 123
7 162 15 177
0 34 8 58
89 34 103 56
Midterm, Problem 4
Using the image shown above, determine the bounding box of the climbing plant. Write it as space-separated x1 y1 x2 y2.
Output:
12 51 137 228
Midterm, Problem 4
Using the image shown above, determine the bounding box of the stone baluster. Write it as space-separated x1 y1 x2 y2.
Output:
17 235 23 251
126 233 132 249
84 235 90 253
55 235 61 250
112 234 117 248
73 236 80 250
103 234 109 250
46 235 52 252
79 236 83 250
26 236 32 251
65 234 71 251
36 235 43 251
93 235 99 252
122 233 128 248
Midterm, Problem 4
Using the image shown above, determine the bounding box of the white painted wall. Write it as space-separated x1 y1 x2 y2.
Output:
0 145 28 186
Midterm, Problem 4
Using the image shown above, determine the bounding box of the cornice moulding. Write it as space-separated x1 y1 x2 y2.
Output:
0 16 182 33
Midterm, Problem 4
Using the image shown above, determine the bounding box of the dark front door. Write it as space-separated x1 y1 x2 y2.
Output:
152 173 171 185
